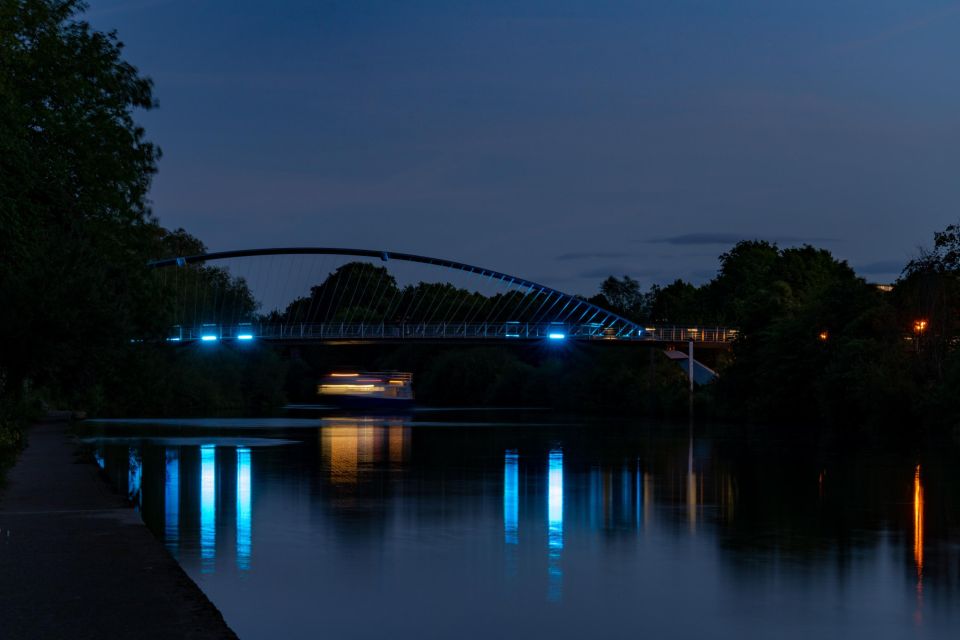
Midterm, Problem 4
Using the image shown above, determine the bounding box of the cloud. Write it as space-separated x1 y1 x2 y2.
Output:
648 233 744 245
577 265 660 279
646 233 838 246
555 251 630 261
855 259 905 275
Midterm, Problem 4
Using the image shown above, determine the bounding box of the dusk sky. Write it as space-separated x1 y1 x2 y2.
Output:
88 0 960 294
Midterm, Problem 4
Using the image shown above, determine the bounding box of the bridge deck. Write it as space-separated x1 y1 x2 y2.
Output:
161 322 737 346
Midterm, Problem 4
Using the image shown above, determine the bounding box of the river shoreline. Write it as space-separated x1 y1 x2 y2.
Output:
0 419 236 639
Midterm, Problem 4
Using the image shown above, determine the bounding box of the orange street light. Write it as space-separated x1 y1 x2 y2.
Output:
818 330 829 342
913 319 928 334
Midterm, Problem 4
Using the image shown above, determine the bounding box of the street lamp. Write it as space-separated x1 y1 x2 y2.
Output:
913 319 928 335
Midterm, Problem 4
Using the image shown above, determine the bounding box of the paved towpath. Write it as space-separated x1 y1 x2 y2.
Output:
0 419 236 639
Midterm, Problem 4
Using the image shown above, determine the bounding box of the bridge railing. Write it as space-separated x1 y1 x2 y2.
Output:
644 326 738 343
167 323 739 343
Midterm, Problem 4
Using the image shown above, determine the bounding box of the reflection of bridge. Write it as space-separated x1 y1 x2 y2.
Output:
150 247 737 347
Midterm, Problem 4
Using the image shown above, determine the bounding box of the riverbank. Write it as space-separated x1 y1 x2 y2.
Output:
0 419 236 639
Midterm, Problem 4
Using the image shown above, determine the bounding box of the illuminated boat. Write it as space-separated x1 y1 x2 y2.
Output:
317 371 414 409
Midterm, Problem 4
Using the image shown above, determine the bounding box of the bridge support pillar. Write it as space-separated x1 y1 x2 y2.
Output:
688 340 694 392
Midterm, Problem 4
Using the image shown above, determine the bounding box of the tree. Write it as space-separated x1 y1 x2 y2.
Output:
596 275 649 320
0 0 162 405
708 242 906 427
648 279 701 323
898 222 960 382
141 228 259 329
703 240 782 328
281 262 400 323
590 240 914 428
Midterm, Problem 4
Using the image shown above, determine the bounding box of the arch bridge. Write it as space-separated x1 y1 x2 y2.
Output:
148 247 736 347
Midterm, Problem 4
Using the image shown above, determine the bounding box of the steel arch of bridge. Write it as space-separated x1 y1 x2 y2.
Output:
148 247 643 337
149 247 737 345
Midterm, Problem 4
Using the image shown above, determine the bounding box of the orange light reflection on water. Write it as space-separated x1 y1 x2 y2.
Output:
913 464 924 627
914 464 924 575
321 420 409 486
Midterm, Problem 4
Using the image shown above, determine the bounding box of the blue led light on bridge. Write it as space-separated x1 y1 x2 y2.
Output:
236 334 254 341
201 335 218 342
548 332 566 340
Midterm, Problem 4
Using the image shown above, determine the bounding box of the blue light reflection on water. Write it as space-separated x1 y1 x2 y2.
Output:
236 447 252 571
127 447 142 508
165 448 179 555
635 461 642 530
547 448 563 602
80 418 960 640
504 450 519 545
200 444 216 573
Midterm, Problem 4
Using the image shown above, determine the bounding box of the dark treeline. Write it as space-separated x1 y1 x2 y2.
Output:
0 1 276 441
590 236 960 433
275 264 489 324
268 262 574 326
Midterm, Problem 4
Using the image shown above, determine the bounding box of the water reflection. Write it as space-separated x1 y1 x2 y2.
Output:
687 434 697 532
200 444 216 573
635 463 642 530
643 471 653 530
128 447 142 508
914 465 924 576
324 426 358 485
914 464 924 626
237 447 252 571
687 466 697 531
547 449 563 602
389 425 406 463
320 419 410 487
164 448 179 555
504 450 518 545
80 418 960 640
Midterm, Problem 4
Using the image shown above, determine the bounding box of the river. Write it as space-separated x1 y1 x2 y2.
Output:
79 412 960 639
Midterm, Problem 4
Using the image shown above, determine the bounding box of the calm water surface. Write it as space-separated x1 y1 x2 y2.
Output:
80 414 960 639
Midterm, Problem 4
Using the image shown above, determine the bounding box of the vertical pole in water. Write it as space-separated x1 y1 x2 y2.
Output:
688 339 695 393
